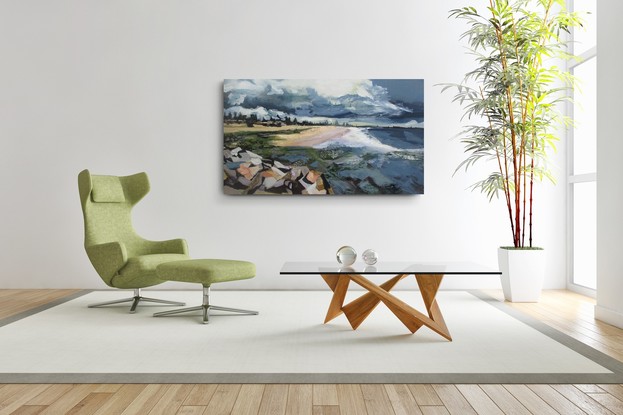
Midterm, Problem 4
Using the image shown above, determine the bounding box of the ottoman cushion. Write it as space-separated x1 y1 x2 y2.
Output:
156 259 255 286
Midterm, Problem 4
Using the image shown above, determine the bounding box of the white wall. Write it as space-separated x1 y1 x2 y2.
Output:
595 2 623 327
0 0 567 290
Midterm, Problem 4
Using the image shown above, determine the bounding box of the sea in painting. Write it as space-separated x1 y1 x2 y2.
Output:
223 79 424 195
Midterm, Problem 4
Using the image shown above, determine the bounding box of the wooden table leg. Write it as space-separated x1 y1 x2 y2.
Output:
415 274 450 338
349 274 452 340
341 274 407 329
321 274 339 291
321 273 452 341
321 274 350 323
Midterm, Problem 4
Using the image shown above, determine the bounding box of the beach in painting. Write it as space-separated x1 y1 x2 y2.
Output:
223 79 424 195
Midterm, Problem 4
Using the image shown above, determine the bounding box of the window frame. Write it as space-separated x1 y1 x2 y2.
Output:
566 1 597 296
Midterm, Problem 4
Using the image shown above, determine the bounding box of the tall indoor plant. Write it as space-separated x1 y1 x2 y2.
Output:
442 0 583 301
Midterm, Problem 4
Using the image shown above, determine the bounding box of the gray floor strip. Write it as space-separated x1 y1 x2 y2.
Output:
2 372 623 384
0 373 621 384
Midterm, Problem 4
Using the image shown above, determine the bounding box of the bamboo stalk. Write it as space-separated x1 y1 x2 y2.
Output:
489 0 521 246
480 87 515 238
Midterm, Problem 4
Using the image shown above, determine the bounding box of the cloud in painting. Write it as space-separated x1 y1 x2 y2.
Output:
224 79 414 120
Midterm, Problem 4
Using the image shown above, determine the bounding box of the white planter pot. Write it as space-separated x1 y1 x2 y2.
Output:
498 247 545 302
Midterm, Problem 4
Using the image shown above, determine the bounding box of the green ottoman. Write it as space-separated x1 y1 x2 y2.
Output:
153 259 258 324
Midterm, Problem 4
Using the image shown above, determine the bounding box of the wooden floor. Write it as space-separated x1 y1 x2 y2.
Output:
1 289 623 415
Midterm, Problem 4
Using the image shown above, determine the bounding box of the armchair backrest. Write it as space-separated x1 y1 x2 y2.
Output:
78 169 151 257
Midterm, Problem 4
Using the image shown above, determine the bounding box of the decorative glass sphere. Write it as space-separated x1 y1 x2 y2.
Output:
336 246 357 266
362 249 378 265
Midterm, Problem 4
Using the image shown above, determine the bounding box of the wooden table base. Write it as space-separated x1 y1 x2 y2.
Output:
320 273 452 341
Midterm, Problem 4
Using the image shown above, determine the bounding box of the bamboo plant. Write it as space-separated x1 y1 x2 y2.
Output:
441 0 583 248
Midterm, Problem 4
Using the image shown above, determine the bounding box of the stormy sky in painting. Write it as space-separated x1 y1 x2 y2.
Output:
223 79 424 127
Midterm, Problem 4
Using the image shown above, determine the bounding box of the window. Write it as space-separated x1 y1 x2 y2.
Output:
568 0 597 292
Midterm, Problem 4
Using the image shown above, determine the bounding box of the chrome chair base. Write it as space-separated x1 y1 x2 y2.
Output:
88 288 186 314
153 286 258 324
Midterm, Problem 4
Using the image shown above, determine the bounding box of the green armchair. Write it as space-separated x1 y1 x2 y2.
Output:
78 169 188 313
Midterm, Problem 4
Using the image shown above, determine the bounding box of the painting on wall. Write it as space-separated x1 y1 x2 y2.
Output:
223 79 424 195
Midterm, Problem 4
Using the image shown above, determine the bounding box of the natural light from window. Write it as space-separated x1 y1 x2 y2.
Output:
569 0 597 291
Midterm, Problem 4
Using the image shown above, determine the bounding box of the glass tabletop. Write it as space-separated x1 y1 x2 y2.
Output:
280 261 501 275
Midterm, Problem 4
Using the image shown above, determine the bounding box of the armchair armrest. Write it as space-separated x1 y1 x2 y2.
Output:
86 242 128 287
148 238 189 255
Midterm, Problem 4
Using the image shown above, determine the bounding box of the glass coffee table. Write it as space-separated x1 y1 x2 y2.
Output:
280 262 501 341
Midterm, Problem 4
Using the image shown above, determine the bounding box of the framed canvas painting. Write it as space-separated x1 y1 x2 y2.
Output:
223 79 424 195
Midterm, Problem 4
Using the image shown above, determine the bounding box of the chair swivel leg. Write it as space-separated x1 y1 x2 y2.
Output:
153 286 258 324
88 288 186 314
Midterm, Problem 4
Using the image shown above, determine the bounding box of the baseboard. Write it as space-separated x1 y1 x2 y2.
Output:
595 304 623 329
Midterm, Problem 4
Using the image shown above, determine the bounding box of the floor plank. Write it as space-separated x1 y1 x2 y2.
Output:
0 386 32 407
93 385 123 394
420 406 450 415
120 384 169 415
455 385 502 415
360 384 394 415
25 385 72 406
336 384 367 415
576 384 606 393
408 385 443 406
66 393 113 415
599 385 623 402
479 384 530 415
286 384 312 415
0 385 51 415
184 385 218 406
91 384 147 415
311 406 339 415
204 384 241 415
175 406 205 415
312 385 338 406
40 384 100 415
231 384 265 415
7 406 47 415
527 384 587 415
550 385 614 415
149 385 194 415
503 384 559 415
432 385 476 415
384 384 422 415
257 384 288 415
588 393 623 415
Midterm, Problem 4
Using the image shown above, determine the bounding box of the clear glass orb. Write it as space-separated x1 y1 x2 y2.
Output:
362 249 378 265
336 246 357 266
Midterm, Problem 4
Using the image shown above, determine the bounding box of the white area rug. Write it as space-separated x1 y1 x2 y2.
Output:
1 290 622 383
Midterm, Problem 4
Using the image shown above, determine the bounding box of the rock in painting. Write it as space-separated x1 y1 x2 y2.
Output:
224 149 331 195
